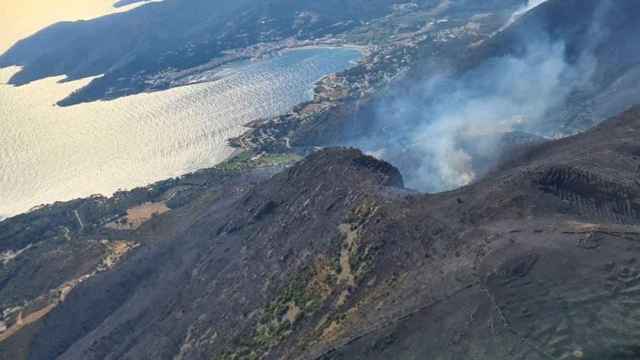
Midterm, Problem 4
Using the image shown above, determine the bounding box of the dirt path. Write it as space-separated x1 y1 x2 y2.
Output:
74 210 84 231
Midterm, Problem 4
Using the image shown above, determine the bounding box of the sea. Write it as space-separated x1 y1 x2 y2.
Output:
0 47 362 218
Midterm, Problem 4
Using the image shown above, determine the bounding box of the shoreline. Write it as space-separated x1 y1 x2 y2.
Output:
0 46 365 221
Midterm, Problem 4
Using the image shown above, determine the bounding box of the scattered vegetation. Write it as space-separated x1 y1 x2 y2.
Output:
345 199 383 282
216 152 302 173
219 267 327 360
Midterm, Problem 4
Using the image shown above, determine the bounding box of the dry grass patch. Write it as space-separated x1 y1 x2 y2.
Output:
105 201 170 230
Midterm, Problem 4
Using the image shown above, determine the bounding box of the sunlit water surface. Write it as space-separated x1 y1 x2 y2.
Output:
0 47 361 217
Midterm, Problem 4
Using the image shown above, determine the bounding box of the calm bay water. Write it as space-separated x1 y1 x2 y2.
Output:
0 47 361 217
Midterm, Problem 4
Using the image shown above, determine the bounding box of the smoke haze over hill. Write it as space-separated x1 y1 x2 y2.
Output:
353 1 610 192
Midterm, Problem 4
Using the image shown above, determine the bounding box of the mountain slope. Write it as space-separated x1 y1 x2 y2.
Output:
2 1 640 359
319 106 640 359
2 106 640 359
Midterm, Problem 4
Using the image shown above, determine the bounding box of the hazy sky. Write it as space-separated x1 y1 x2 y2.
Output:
0 0 159 54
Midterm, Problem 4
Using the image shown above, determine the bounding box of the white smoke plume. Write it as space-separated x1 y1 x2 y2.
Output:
353 34 597 192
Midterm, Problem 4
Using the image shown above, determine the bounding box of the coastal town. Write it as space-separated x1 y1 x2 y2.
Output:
228 3 512 153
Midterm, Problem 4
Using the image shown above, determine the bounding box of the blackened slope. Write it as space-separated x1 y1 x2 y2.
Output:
287 148 404 189
0 165 274 360
18 149 403 359
7 109 640 359
488 105 640 224
310 107 640 360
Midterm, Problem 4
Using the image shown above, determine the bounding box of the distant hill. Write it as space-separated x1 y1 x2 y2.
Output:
472 0 640 132
0 0 410 106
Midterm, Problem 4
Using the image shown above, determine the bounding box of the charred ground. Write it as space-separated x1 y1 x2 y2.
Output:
2 106 640 359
